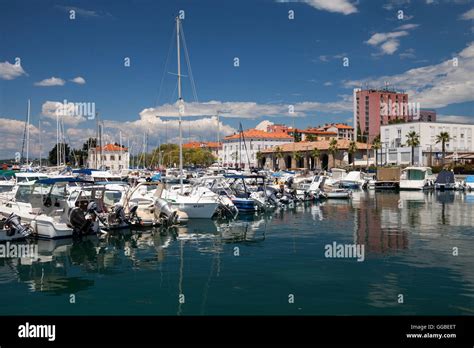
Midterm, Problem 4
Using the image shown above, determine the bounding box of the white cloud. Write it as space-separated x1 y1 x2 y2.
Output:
318 53 347 63
324 81 333 86
276 0 357 15
345 42 474 109
34 77 65 87
366 31 409 46
41 101 87 126
70 76 86 84
0 61 27 80
460 8 474 20
380 39 400 55
255 120 274 131
55 5 112 18
437 114 474 123
399 48 416 59
366 24 418 56
0 118 40 159
139 99 351 120
395 23 419 30
383 0 411 11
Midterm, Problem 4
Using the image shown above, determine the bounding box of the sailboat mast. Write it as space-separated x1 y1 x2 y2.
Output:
26 99 30 166
177 16 184 193
39 119 42 167
217 111 220 171
56 112 59 166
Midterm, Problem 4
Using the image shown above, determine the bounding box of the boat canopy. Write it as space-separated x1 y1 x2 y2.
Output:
36 177 87 185
72 168 99 175
435 170 455 184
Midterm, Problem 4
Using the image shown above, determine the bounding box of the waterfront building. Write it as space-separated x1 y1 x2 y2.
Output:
317 123 354 140
354 88 410 142
379 121 474 166
289 128 337 141
221 129 293 168
259 139 372 170
87 143 129 170
418 110 437 122
183 141 221 158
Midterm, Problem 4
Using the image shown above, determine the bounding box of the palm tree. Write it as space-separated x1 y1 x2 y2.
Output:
328 138 338 169
348 141 358 169
293 151 303 168
435 132 451 166
311 148 320 170
274 146 283 169
372 136 381 167
406 131 420 165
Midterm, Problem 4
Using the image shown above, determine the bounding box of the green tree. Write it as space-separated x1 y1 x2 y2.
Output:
328 138 338 169
305 134 316 142
435 131 451 166
348 141 358 169
48 143 71 166
406 131 420 165
372 135 381 167
82 138 97 151
293 131 301 142
292 151 303 168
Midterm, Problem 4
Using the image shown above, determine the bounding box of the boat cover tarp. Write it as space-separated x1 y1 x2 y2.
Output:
36 178 87 185
73 168 99 175
435 170 455 184
466 175 474 183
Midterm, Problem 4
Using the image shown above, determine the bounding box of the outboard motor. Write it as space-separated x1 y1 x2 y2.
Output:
113 204 128 224
69 207 91 235
154 198 178 227
3 213 31 238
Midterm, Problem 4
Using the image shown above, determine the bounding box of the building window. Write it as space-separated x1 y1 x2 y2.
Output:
118 156 121 161
110 155 115 161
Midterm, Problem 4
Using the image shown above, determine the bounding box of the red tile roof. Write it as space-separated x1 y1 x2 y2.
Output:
95 144 128 152
333 124 353 130
224 129 293 141
183 141 222 149
297 129 337 135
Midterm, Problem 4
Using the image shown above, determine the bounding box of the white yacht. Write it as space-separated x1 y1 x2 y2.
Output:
161 187 219 220
399 167 435 190
0 178 75 239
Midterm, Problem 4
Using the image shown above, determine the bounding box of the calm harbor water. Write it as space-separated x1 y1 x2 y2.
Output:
1 191 473 315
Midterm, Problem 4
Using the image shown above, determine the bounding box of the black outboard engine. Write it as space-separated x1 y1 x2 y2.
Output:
3 213 31 238
69 207 92 236
113 204 128 224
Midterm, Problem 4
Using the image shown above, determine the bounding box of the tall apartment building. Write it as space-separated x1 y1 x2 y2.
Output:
354 88 410 142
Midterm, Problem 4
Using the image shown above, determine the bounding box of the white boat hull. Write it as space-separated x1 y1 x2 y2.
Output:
399 180 432 190
170 201 218 219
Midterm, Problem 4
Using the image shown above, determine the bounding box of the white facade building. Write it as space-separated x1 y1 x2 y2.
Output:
87 144 130 170
379 122 474 165
221 129 293 168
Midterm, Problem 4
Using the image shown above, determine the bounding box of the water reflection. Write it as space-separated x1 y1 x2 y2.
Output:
0 192 472 315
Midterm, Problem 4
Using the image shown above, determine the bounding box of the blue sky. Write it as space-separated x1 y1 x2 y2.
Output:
0 0 473 157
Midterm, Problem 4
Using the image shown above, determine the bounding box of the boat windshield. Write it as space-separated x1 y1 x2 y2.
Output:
104 190 123 206
407 169 426 180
